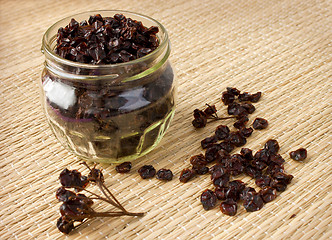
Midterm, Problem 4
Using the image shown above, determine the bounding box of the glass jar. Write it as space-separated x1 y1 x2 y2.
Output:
40 10 176 163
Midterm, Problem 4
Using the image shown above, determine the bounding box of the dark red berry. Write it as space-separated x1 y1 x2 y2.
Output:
57 216 74 234
243 192 264 212
205 144 221 163
233 116 249 129
290 148 307 161
215 149 230 164
179 168 195 183
255 175 272 188
204 104 217 116
59 168 89 190
201 189 217 210
253 118 268 130
226 87 241 96
190 154 207 166
215 125 230 140
201 135 218 149
269 154 285 166
259 187 277 203
250 92 262 103
221 92 235 105
264 139 280 154
226 155 245 176
266 163 284 176
215 186 228 200
138 165 156 179
240 187 256 201
240 148 253 160
56 187 76 202
229 131 247 147
239 127 253 138
192 118 207 128
225 180 245 201
220 199 237 216
228 103 247 116
192 164 209 175
219 141 235 153
244 165 262 178
88 167 104 183
115 162 132 173
241 103 256 114
156 169 173 181
238 92 252 102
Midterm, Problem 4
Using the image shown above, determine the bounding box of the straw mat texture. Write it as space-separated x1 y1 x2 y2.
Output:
0 0 331 239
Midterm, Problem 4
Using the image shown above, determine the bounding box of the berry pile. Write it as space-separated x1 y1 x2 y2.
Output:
181 87 306 216
55 14 159 64
56 163 143 234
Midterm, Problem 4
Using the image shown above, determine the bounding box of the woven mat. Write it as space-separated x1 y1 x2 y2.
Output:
1 0 331 239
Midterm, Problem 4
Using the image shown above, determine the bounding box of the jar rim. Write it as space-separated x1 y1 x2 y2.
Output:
42 10 169 69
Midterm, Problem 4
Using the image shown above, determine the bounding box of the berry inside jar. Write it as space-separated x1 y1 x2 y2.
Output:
41 12 176 162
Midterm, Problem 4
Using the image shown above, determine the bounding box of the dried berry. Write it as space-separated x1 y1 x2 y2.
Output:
228 103 247 116
156 169 173 181
243 192 264 212
259 187 277 203
226 87 241 96
264 139 280 154
221 92 235 105
201 135 218 149
238 92 252 102
211 168 230 187
253 118 268 130
138 165 156 179
244 165 262 178
250 92 262 103
225 180 245 201
179 168 195 183
219 141 235 153
88 167 104 183
270 172 293 192
192 164 209 175
290 148 307 161
229 131 247 147
269 153 285 166
226 155 245 176
190 154 207 166
59 168 89 190
220 199 237 216
55 14 159 64
233 116 249 129
205 144 221 163
215 149 230 164
239 127 253 138
215 125 230 140
192 117 207 128
57 216 74 234
115 162 132 173
201 189 217 210
240 148 253 160
56 187 76 202
255 175 272 188
240 187 256 201
215 186 228 200
241 103 255 114
266 163 284 176
56 163 143 234
204 104 217 116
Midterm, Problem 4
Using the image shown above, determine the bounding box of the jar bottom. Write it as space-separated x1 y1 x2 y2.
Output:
47 106 175 163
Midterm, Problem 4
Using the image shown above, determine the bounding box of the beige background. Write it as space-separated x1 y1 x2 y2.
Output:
0 0 331 239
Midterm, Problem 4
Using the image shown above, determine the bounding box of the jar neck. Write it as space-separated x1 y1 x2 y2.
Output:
41 10 170 85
